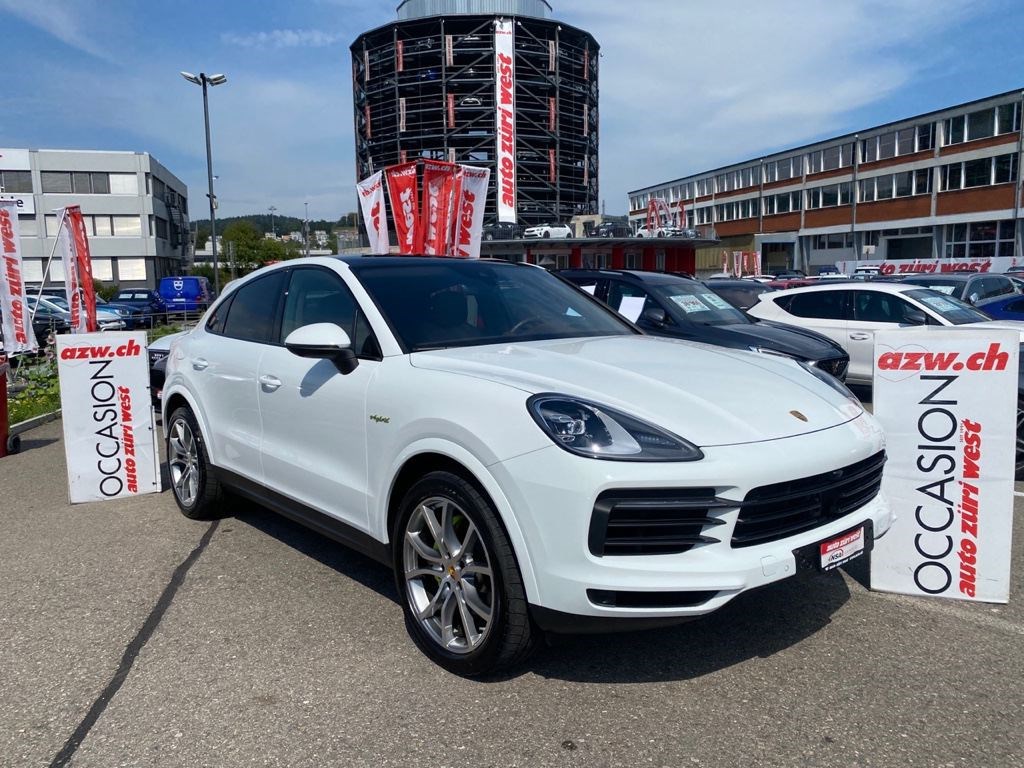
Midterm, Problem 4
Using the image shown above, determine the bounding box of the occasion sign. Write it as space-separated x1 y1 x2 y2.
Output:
57 332 161 503
870 329 1017 603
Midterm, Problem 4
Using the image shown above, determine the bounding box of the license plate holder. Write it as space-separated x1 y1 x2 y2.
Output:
793 520 873 574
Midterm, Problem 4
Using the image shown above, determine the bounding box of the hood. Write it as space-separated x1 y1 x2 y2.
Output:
967 319 1024 340
410 336 863 447
674 319 845 362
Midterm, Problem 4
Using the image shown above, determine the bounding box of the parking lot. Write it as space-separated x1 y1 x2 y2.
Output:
2 417 1022 768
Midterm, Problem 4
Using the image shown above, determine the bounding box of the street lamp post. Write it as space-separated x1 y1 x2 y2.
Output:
181 70 226 295
268 205 277 238
304 201 310 257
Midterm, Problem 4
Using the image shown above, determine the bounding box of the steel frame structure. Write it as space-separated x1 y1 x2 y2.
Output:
351 14 599 228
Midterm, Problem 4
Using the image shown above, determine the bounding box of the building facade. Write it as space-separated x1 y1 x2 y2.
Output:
628 89 1024 275
0 148 189 288
351 0 599 229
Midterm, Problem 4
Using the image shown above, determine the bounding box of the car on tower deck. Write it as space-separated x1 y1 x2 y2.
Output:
523 223 572 239
161 256 890 675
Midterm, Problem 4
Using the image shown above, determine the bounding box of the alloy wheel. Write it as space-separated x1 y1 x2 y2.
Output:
402 496 494 655
168 418 200 507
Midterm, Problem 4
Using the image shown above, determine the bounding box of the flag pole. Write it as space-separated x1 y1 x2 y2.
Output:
29 207 69 324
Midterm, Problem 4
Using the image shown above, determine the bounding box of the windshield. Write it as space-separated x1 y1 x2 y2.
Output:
905 289 991 325
650 282 750 325
353 261 637 352
904 278 965 298
46 296 70 310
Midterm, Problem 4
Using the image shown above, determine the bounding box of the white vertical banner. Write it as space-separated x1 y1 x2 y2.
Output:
452 165 491 259
870 328 1017 603
495 19 517 224
55 209 86 333
56 332 161 503
0 200 39 354
356 171 390 255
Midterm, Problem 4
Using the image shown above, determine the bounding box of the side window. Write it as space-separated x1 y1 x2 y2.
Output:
281 268 380 358
853 291 918 324
205 293 234 335
1004 299 1024 314
221 271 286 344
787 291 849 320
606 280 658 323
981 276 1013 299
569 277 601 297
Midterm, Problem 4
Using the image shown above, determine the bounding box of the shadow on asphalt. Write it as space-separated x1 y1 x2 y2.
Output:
11 436 59 453
202 490 856 685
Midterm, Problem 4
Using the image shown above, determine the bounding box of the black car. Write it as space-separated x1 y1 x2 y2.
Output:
558 269 850 380
703 278 777 311
482 222 523 241
592 221 632 238
900 272 1017 305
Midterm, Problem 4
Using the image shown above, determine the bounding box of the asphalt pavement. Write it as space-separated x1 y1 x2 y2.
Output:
2 418 1022 768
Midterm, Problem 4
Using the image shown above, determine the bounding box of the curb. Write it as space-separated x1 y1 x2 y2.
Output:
7 410 62 454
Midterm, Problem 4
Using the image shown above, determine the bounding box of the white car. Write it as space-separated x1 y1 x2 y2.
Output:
747 281 1024 386
523 223 572 239
26 295 126 331
163 257 891 675
636 225 683 238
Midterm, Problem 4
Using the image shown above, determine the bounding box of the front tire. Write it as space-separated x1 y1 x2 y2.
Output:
394 471 536 676
166 406 227 519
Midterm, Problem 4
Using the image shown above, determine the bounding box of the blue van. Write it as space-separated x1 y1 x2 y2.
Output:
158 276 213 312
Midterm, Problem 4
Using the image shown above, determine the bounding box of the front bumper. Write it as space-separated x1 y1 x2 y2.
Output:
492 413 891 621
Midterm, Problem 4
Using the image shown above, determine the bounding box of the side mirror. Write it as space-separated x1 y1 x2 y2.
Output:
285 322 359 375
967 293 980 305
903 309 928 326
640 306 668 328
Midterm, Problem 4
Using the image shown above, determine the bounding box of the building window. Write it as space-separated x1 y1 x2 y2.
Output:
862 122 935 161
943 103 1020 146
945 219 1016 259
939 153 1018 191
806 182 851 210
0 170 32 193
109 174 139 195
40 171 118 194
154 216 169 240
152 177 166 202
111 215 142 237
91 259 114 281
813 233 854 250
117 258 148 281
18 214 38 237
807 143 853 173
94 215 113 236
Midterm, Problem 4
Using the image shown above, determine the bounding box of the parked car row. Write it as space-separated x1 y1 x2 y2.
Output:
159 256 891 676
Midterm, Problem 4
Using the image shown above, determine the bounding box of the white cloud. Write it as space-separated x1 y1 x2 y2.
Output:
221 29 346 49
0 0 114 62
556 0 986 209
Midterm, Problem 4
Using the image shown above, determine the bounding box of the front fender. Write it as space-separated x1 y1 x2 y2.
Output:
376 438 541 606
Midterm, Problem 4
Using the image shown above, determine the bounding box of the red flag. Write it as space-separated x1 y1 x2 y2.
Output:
67 206 97 332
385 162 420 254
421 160 460 256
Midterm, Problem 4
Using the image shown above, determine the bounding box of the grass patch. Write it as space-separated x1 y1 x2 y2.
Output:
7 357 61 425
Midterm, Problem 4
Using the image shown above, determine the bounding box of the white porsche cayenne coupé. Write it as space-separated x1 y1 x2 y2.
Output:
162 257 892 675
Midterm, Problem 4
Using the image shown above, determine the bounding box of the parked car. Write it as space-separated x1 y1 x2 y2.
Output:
43 294 145 330
159 276 213 313
163 256 891 675
559 269 849 380
900 273 1017 305
523 223 572 239
974 292 1024 322
26 295 125 331
148 330 187 406
747 281 1024 475
111 289 168 322
702 278 778 311
0 304 70 347
592 221 632 238
772 269 807 279
636 225 685 238
482 223 523 241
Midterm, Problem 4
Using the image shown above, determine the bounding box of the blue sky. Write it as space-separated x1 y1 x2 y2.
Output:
1 0 1022 221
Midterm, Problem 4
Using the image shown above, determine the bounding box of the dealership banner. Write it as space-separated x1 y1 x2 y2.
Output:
451 165 491 259
836 256 1022 276
67 206 98 331
385 162 421 254
421 160 460 256
870 329 1017 603
356 171 390 255
494 19 516 223
0 200 38 354
56 332 161 503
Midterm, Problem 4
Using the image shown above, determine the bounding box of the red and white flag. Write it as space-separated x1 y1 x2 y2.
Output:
733 251 743 277
451 165 490 259
494 19 516 223
0 200 38 354
385 163 420 254
57 206 97 333
356 171 390 255
421 160 460 256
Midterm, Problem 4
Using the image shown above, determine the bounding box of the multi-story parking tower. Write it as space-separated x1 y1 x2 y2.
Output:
351 0 599 229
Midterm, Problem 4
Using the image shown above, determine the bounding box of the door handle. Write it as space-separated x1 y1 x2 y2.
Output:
192 358 209 371
259 374 282 392
849 332 871 341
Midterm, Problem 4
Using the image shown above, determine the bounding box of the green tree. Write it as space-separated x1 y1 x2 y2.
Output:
220 220 263 269
256 238 288 265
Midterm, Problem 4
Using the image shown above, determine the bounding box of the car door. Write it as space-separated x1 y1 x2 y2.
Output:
256 266 382 531
190 270 286 481
847 290 926 384
771 290 852 360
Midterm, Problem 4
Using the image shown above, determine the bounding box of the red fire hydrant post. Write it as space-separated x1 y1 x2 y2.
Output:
0 354 9 459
